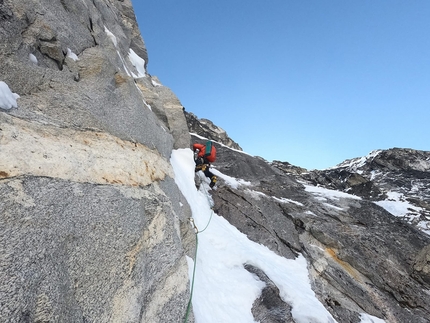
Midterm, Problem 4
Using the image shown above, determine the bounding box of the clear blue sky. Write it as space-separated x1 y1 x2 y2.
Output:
131 1 429 170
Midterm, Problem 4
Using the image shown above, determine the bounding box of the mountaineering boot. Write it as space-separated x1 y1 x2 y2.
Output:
209 176 217 188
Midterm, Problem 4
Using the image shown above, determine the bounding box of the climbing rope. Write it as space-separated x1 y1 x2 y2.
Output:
194 172 215 233
183 173 216 323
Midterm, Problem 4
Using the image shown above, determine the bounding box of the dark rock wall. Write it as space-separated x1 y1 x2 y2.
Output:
206 137 430 323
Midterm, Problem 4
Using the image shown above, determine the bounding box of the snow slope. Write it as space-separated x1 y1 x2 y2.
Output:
0 81 20 110
171 149 385 323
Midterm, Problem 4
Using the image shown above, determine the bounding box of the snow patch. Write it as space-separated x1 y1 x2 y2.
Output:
104 26 132 77
323 203 344 211
104 26 118 46
0 81 20 110
305 210 317 216
411 159 430 172
273 196 304 206
244 189 267 200
375 191 422 217
305 185 362 201
151 78 162 87
359 313 386 323
335 150 382 171
370 170 381 181
211 168 251 189
66 48 79 61
128 49 146 78
29 53 38 65
417 221 430 236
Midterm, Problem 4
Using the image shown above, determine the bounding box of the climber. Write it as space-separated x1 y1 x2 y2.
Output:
193 141 217 188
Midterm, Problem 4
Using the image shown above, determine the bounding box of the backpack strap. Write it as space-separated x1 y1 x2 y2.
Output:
204 141 212 157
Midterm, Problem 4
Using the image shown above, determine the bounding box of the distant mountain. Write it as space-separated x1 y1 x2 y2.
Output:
296 148 430 232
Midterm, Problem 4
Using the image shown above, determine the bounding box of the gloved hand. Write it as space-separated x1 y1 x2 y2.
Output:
195 164 207 172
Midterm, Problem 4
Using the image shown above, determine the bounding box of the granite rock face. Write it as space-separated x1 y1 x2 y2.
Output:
0 1 193 322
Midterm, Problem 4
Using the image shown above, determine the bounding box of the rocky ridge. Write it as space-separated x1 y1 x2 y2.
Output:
294 148 430 234
185 110 242 151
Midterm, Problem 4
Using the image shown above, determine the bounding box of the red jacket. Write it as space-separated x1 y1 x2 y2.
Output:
193 143 216 163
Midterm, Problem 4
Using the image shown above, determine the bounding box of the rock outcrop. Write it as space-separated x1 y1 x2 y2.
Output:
299 148 430 230
1 0 193 322
185 111 242 151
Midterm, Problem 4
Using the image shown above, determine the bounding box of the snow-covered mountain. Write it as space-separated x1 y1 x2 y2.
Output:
1 1 429 322
295 148 430 235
